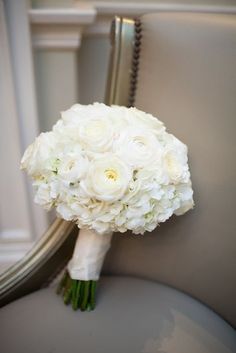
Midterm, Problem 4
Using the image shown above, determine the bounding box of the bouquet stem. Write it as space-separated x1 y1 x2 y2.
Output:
57 271 97 311
57 228 112 311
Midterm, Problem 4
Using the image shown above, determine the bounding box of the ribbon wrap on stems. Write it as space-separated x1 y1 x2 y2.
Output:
68 228 113 281
57 228 113 311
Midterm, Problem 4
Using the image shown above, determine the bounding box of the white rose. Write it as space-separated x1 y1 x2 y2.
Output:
164 150 184 182
33 182 54 210
20 132 57 177
53 119 77 143
60 103 93 125
128 107 165 134
56 103 112 146
174 199 194 216
82 155 132 202
136 167 168 191
61 102 111 125
113 127 163 169
163 134 190 183
60 106 82 125
56 203 75 221
58 154 88 183
78 116 114 153
109 106 133 133
174 183 194 215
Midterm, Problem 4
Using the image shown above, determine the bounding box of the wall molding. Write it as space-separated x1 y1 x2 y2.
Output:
93 1 236 15
29 4 96 49
32 25 83 50
29 2 236 39
29 6 96 24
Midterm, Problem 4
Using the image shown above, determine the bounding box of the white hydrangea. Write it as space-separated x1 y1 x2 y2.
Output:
21 103 194 235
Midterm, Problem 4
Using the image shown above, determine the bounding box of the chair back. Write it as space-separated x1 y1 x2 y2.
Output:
104 12 236 326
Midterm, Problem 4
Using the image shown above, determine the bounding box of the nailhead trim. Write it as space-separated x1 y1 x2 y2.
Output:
128 18 142 107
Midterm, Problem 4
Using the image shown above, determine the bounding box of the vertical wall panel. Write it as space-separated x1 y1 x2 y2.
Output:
0 0 32 241
4 0 49 240
34 51 78 132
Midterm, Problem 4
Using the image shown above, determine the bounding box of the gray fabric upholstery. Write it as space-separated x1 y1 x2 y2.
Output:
102 12 236 326
0 276 235 353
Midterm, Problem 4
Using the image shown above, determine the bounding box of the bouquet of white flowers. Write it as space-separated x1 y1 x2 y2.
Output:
21 103 194 311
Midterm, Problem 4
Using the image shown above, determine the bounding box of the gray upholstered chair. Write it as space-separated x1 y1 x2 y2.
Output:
1 9 236 353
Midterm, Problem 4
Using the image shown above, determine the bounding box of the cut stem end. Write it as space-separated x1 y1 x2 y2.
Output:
57 271 97 311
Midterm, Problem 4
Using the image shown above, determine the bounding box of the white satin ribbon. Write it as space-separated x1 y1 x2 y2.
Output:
67 228 113 281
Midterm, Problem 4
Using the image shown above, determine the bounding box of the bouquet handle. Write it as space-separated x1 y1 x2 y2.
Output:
57 228 113 311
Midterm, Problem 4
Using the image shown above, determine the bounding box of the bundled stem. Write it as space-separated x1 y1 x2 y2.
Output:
56 229 112 311
57 271 97 311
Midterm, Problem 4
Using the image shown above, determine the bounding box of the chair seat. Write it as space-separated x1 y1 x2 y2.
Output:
0 276 235 353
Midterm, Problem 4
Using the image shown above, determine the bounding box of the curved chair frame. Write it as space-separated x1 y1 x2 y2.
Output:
0 220 77 306
105 17 137 106
0 16 137 307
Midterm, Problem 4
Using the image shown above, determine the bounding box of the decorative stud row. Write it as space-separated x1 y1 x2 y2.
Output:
128 18 142 107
